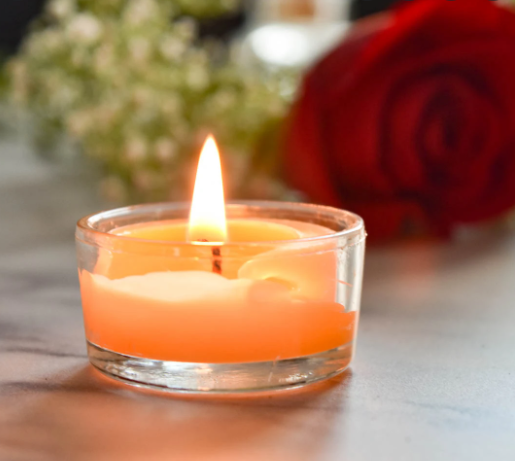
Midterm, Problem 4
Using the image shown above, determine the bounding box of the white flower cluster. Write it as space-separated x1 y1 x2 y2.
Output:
8 0 293 201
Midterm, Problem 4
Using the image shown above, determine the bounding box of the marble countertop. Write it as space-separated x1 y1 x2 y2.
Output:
1 135 514 461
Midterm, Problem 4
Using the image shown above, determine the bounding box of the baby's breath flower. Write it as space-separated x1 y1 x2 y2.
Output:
66 13 103 44
6 0 295 202
48 0 75 20
160 35 187 61
211 89 237 111
39 30 63 53
123 0 159 27
125 137 148 162
154 137 177 162
174 18 197 41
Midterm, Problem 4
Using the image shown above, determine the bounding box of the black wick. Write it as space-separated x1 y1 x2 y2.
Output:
197 239 222 275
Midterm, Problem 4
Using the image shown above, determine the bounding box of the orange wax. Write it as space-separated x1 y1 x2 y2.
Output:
79 219 357 363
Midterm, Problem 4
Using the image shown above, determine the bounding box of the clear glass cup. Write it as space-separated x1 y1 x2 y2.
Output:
76 201 366 393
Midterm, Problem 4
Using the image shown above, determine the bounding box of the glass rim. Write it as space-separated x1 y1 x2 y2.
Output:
76 200 366 248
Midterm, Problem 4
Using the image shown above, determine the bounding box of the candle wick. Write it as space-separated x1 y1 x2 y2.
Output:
212 247 222 275
197 239 222 275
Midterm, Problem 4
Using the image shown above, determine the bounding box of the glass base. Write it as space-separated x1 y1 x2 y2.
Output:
87 341 353 394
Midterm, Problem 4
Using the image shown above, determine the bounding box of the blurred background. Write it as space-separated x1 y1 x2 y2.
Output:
1 0 515 243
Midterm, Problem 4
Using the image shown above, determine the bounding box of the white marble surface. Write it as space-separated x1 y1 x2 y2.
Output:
1 134 515 461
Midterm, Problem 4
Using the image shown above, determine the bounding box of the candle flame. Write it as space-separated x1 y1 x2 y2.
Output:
188 135 227 243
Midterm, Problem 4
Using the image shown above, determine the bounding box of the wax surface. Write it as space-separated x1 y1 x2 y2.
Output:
114 218 305 242
79 218 358 363
94 219 323 280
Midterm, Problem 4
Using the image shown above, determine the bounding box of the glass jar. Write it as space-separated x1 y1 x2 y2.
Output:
76 201 366 393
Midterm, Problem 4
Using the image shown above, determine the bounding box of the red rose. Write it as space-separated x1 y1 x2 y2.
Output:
284 0 515 241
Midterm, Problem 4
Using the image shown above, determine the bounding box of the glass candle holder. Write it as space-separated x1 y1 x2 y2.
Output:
76 201 366 393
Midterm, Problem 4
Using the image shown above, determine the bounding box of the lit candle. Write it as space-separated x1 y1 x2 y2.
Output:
76 135 366 391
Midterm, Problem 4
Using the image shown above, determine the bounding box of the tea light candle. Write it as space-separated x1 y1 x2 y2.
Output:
76 136 366 392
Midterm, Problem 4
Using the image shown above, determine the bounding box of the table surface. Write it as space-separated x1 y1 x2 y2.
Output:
1 134 514 461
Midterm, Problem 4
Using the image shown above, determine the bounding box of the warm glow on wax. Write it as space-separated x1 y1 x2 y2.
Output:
188 135 228 242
